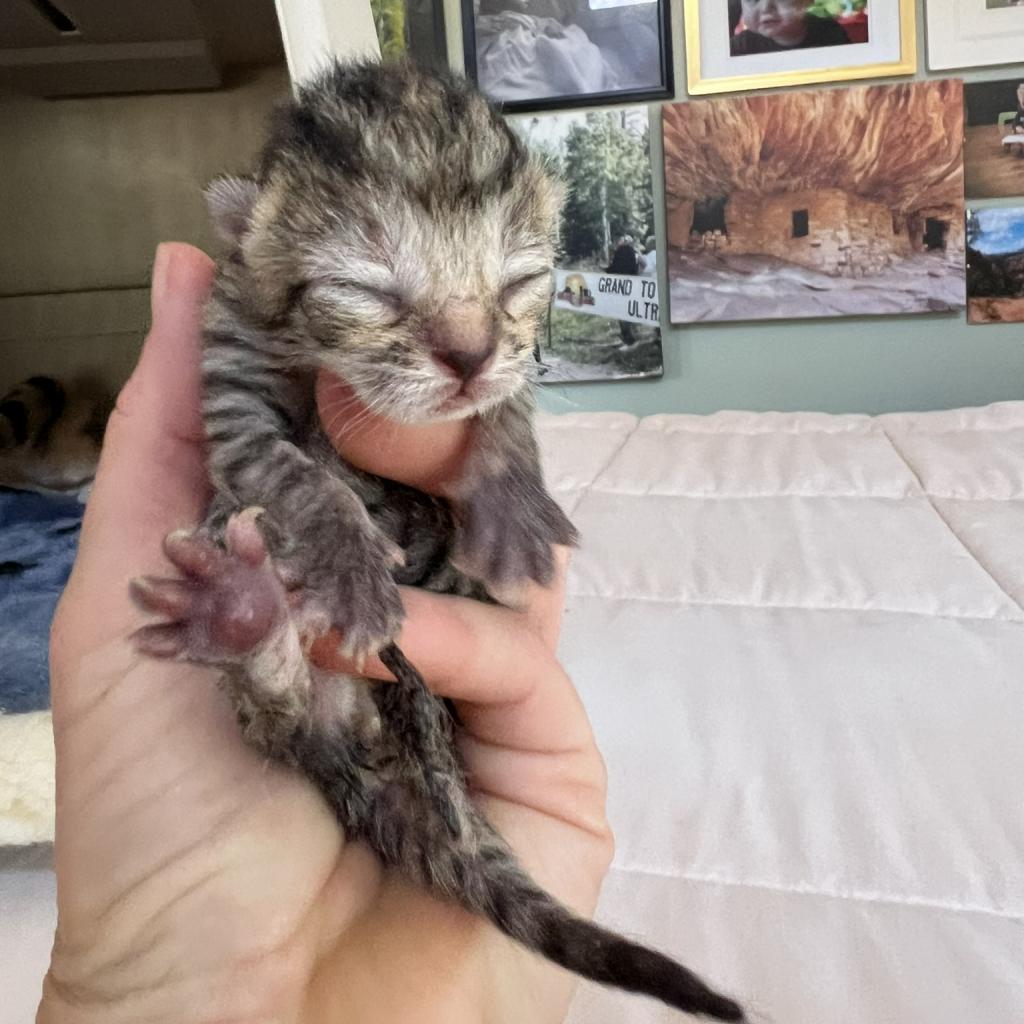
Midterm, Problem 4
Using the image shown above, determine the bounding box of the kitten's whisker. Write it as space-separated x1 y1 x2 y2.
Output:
322 398 370 439
325 390 394 441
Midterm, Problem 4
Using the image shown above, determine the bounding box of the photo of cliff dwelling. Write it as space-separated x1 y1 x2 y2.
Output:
967 207 1024 324
663 79 966 323
965 78 1024 200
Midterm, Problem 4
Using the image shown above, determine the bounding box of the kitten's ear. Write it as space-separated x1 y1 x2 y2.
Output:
204 175 259 244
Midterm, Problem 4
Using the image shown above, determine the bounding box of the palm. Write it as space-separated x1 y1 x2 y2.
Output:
43 245 609 1023
51 587 604 1022
48 417 351 1016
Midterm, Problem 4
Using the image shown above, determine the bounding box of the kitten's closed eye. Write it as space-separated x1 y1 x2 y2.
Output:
313 280 407 326
501 270 552 318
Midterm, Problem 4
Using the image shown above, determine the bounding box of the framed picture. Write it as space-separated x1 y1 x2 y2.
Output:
662 79 966 323
967 207 1024 324
684 0 916 96
965 78 1024 199
927 0 1024 70
511 108 663 382
462 0 673 113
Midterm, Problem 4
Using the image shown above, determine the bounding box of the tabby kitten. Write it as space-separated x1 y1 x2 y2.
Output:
0 375 110 494
131 60 744 1021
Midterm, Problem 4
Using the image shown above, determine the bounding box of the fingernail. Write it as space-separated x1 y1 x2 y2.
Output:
151 243 172 318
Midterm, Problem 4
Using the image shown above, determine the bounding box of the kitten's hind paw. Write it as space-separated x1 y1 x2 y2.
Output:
131 509 291 664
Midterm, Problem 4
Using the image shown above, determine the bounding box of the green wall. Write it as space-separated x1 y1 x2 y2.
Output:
445 0 1024 415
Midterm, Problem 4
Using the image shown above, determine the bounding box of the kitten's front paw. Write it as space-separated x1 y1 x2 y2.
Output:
453 473 578 591
131 508 289 664
293 525 405 660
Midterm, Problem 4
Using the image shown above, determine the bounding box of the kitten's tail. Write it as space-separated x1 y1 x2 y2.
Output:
369 649 745 1021
435 824 745 1021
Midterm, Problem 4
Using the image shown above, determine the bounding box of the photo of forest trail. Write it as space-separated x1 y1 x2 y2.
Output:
515 108 663 383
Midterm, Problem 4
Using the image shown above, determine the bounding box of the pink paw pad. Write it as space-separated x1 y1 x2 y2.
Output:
131 509 288 663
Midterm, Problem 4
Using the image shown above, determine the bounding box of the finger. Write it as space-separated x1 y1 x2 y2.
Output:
119 242 213 447
520 544 570 652
310 585 590 753
315 372 472 494
79 243 213 552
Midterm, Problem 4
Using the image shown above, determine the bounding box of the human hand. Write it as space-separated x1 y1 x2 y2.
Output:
43 242 612 1024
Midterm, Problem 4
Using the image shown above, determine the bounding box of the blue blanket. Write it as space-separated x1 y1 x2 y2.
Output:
0 488 83 714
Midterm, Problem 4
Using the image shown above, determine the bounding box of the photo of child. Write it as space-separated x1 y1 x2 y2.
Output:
729 0 868 55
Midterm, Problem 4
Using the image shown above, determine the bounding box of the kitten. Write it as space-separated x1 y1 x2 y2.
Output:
130 60 744 1021
0 375 111 495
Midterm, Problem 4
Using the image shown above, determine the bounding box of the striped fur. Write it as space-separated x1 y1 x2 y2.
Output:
181 60 744 1020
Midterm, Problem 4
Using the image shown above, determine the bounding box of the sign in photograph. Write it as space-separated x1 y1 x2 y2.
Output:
553 270 660 326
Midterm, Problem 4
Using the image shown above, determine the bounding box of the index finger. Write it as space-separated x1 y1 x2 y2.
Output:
309 562 580 752
311 539 569 682
521 545 571 652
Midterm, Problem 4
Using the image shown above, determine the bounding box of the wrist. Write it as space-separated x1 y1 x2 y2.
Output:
38 952 179 1024
37 971 136 1024
38 932 226 1024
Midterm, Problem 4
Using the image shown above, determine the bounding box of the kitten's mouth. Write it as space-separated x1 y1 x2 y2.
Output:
437 390 477 416
435 378 493 417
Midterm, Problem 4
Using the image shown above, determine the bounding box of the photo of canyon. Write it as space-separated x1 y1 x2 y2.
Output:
662 79 966 323
965 78 1024 200
967 207 1024 324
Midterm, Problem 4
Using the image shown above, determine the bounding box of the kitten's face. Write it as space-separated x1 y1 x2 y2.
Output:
272 165 557 424
209 67 561 424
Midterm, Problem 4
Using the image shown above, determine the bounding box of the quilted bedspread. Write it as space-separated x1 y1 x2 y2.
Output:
544 403 1024 1024
2 402 1023 1023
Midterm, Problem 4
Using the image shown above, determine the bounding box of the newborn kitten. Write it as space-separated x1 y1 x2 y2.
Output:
131 60 743 1021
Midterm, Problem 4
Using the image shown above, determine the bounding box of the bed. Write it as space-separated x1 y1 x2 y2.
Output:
3 401 1023 1023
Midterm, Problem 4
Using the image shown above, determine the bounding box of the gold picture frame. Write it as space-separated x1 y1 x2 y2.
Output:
684 0 917 96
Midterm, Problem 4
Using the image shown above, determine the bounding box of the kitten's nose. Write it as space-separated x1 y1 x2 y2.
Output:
431 344 494 382
428 302 496 383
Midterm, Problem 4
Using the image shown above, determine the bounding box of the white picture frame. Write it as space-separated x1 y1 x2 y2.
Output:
926 0 1024 70
274 0 380 85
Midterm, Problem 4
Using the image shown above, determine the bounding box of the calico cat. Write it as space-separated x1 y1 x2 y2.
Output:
0 375 111 494
130 59 744 1021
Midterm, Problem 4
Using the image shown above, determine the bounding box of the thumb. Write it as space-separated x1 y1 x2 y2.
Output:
113 242 214 448
58 244 215 649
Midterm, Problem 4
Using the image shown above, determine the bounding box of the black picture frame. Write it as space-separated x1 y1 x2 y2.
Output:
405 0 449 71
460 0 674 114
